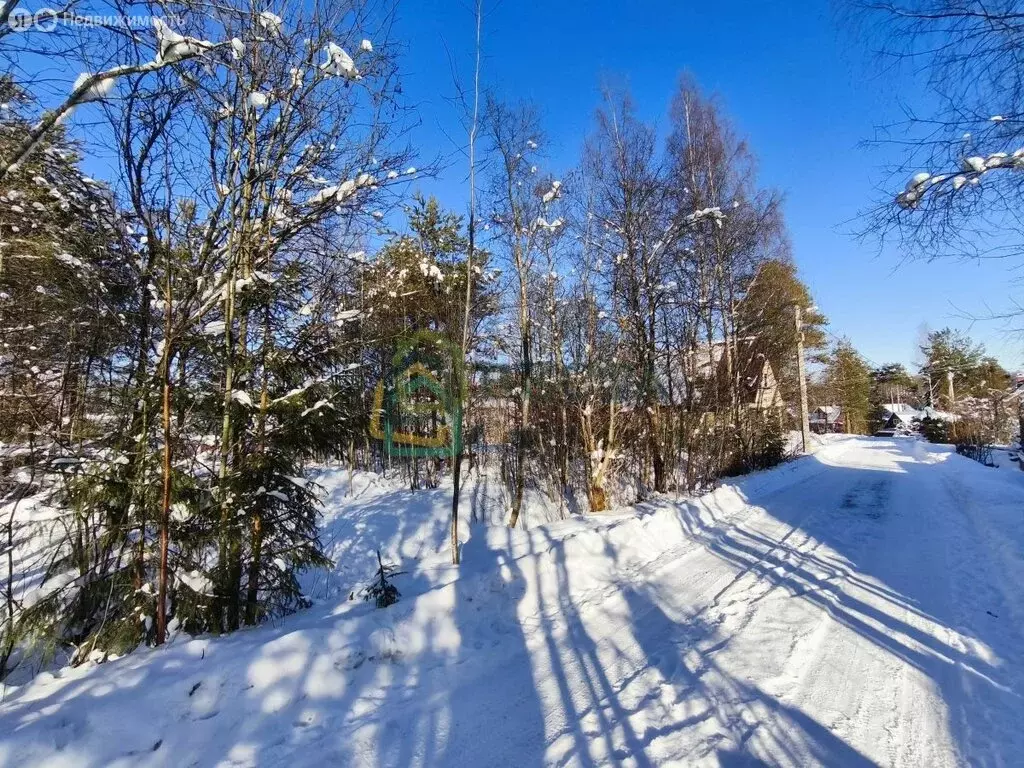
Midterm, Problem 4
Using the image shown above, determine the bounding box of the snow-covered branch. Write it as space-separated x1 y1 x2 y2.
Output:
896 150 1024 209
0 19 226 183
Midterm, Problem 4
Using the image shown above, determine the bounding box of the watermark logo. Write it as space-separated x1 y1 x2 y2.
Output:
8 8 182 33
9 8 56 33
369 332 464 458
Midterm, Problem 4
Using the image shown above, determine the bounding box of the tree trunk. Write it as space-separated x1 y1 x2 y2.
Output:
451 0 482 560
450 453 462 563
508 298 531 528
244 514 262 625
217 254 239 632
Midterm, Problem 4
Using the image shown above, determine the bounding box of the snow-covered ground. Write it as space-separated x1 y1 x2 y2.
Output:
2 436 1023 766
302 460 573 605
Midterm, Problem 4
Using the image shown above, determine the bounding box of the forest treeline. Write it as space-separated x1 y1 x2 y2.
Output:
3 0 1009 678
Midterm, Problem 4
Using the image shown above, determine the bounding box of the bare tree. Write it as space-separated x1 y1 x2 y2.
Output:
849 1 1024 260
449 0 483 564
0 16 233 182
583 87 674 495
483 97 548 528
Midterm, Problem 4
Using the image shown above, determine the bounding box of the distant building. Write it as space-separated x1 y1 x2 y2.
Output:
881 403 921 431
873 403 959 435
684 340 784 413
809 405 843 433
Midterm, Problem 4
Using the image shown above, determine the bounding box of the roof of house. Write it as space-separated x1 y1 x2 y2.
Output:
921 406 959 422
682 339 783 409
810 405 841 420
888 409 921 424
883 405 958 423
882 403 918 416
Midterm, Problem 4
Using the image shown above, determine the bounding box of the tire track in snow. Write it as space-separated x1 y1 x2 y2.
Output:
934 465 1024 766
513 445 857 640
665 441 968 766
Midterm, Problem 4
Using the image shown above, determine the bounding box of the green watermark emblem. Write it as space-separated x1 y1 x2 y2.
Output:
370 331 464 458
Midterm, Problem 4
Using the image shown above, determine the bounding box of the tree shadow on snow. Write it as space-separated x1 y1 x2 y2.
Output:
3 439 1021 766
662 438 1024 765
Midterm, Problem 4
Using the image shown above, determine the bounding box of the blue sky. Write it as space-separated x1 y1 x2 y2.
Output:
390 0 1024 372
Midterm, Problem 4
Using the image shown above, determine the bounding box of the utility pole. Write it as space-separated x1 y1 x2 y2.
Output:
946 369 955 406
795 305 811 454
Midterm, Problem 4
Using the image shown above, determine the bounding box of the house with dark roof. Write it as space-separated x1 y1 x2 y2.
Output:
809 405 843 433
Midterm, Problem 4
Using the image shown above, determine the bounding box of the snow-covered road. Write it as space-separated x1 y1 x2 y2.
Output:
2 437 1023 767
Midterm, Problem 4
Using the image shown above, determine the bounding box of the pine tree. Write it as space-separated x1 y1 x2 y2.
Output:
0 80 137 674
362 196 496 490
825 340 872 435
2 0 411 668
737 259 827 406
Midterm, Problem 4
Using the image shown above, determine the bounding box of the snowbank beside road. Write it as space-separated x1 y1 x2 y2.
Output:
2 436 1022 767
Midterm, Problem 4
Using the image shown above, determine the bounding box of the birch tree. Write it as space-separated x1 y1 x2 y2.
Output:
483 97 547 527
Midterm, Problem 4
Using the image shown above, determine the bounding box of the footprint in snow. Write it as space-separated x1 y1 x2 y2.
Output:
289 711 326 746
333 649 366 670
185 676 223 721
53 715 86 751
